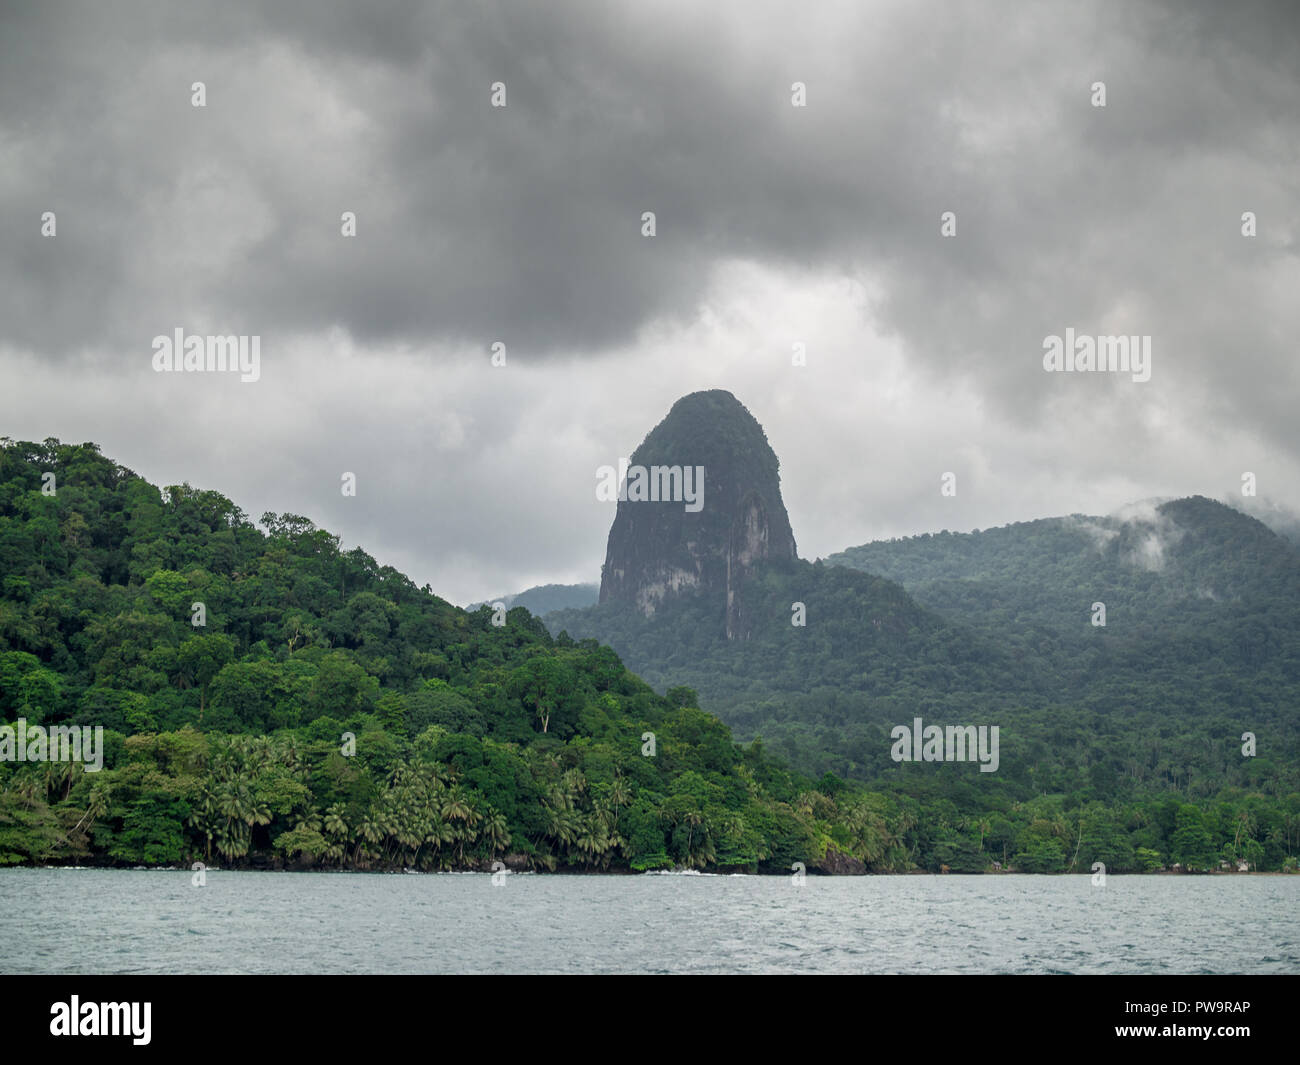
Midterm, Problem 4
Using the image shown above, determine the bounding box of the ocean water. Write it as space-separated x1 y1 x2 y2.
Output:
2 868 1296 974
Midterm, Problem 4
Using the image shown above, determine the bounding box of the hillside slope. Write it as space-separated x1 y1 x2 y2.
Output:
0 438 900 874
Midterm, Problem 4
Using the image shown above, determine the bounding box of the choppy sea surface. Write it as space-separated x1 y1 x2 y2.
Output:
2 868 1296 974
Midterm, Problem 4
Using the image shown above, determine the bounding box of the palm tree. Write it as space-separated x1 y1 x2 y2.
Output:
576 817 610 867
541 804 580 857
41 759 62 803
482 811 511 856
249 736 276 770
15 772 42 808
841 802 888 866
282 736 305 778
681 809 703 862
355 813 384 865
1232 809 1257 858
188 788 221 860
71 782 109 835
440 788 477 826
59 759 79 802
548 785 573 813
686 821 716 869
423 819 455 869
608 775 631 825
323 803 349 841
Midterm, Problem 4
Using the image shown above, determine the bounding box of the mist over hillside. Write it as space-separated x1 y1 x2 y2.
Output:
468 583 598 615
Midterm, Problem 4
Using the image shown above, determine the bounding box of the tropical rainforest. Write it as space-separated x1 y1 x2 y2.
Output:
548 501 1300 874
1 438 1297 875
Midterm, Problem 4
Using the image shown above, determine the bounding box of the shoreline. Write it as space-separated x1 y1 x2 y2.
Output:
6 863 1294 877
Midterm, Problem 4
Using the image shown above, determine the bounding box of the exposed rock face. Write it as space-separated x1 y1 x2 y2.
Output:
598 390 797 638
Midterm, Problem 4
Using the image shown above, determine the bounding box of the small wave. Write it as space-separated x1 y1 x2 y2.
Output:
643 869 716 876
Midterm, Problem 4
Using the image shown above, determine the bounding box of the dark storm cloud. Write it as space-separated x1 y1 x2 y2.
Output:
3 1 1297 394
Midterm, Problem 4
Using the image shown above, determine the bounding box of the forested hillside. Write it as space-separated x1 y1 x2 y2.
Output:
550 556 1045 768
824 498 1300 731
0 437 862 873
2 439 1297 875
547 501 1300 871
826 497 1300 669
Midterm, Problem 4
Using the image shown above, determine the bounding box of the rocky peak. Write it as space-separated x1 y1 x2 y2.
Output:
598 390 797 638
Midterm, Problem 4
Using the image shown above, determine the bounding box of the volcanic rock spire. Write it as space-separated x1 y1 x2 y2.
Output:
598 390 797 638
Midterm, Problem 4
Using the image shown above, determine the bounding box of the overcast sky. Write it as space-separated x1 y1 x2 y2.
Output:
3 0 1298 605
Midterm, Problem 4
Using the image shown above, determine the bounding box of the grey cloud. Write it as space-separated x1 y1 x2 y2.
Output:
3 0 1299 600
5 2 1297 373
